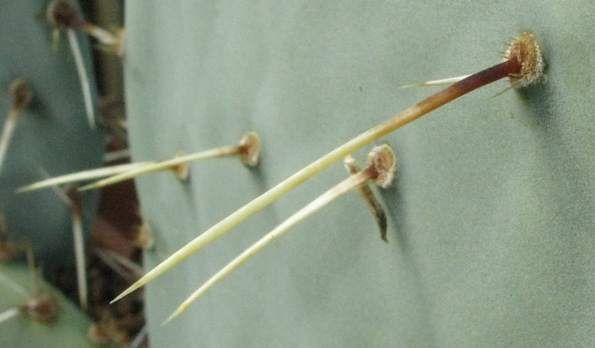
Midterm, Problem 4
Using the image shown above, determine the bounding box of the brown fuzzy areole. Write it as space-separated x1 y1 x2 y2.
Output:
367 144 397 188
238 132 261 167
171 151 189 180
133 223 154 249
47 0 84 30
65 184 81 206
9 79 32 111
26 293 59 323
505 31 545 87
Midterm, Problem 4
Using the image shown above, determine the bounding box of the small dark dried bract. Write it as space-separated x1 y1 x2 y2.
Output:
344 155 389 242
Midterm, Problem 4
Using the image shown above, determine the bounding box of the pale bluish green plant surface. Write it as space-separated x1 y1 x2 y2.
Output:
126 1 595 347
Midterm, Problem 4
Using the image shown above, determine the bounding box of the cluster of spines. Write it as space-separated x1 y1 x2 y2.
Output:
0 1 127 343
104 31 546 323
4 0 548 325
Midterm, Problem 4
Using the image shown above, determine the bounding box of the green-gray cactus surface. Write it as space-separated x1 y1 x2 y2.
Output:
126 1 595 347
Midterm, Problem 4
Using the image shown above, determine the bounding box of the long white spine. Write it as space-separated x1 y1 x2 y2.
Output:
67 29 95 129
